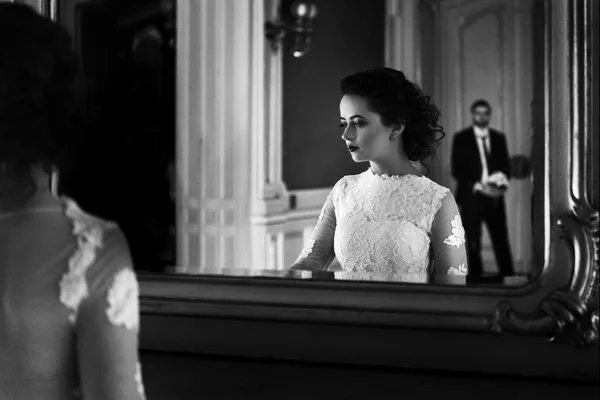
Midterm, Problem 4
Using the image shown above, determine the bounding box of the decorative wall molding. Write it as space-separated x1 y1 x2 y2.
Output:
289 187 330 211
252 0 289 210
170 1 256 273
247 0 293 271
385 0 421 83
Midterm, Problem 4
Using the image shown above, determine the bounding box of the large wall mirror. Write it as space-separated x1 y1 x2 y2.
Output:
51 0 545 286
22 0 598 351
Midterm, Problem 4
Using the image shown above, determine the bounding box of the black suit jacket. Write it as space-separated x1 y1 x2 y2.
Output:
451 127 511 206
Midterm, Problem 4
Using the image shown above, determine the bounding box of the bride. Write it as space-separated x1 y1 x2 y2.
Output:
290 68 468 282
0 4 145 399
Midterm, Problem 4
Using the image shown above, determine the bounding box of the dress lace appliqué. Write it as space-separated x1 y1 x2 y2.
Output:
443 214 466 248
106 268 140 330
447 263 468 275
59 198 117 324
134 362 146 399
298 238 316 259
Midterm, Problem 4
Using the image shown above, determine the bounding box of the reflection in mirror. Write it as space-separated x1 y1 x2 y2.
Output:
58 0 543 287
428 0 541 286
278 0 541 286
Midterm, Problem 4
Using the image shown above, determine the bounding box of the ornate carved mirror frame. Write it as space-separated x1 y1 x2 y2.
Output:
30 0 597 367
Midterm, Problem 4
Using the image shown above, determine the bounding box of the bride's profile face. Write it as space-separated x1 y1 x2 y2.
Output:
339 94 393 163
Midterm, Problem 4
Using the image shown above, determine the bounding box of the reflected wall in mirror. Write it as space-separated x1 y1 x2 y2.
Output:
50 0 545 286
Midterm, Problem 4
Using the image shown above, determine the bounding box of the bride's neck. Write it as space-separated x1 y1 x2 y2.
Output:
0 166 57 213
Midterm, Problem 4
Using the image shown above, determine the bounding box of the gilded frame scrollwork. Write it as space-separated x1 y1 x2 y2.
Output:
494 0 599 348
32 0 598 358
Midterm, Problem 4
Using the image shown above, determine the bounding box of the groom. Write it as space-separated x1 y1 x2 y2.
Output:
451 99 514 278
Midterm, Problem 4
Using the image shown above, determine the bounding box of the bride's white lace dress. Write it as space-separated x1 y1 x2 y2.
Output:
290 169 468 282
0 197 145 400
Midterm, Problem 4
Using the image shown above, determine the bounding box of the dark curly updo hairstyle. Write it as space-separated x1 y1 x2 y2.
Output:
340 67 445 163
0 3 85 180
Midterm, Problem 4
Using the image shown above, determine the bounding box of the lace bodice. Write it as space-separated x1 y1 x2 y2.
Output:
0 197 145 400
291 169 468 282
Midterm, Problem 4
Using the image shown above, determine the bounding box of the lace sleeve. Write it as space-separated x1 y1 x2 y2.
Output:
430 192 468 276
289 188 337 271
75 229 146 400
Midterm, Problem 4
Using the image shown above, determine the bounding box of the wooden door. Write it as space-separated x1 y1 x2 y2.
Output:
425 0 534 274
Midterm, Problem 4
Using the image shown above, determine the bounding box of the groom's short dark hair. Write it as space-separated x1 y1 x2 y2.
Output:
470 99 492 113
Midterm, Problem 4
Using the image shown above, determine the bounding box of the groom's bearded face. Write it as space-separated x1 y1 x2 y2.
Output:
472 106 491 128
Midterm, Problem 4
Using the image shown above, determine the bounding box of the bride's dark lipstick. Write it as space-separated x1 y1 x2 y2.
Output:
348 145 359 152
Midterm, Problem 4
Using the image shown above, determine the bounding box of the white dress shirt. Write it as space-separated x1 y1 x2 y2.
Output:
474 126 491 183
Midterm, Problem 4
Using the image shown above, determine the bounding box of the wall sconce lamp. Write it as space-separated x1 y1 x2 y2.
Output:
265 1 318 58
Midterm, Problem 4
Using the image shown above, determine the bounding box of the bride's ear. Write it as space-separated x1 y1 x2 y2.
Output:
391 122 406 140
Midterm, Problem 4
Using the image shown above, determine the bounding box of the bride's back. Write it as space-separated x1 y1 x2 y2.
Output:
0 207 80 399
1 4 146 399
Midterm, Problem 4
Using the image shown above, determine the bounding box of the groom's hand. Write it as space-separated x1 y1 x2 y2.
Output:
479 184 504 198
